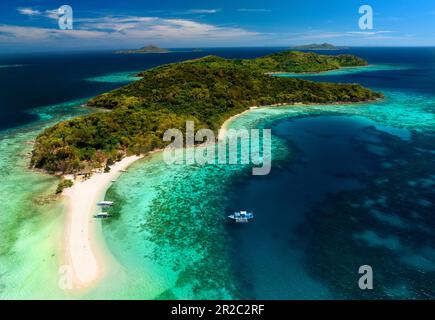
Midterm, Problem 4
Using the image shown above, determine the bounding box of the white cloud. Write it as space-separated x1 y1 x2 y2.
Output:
185 9 221 14
0 24 105 43
0 15 261 47
17 7 59 20
285 30 397 42
347 31 393 36
77 15 260 40
17 7 41 16
44 9 60 20
6 8 410 49
271 29 412 47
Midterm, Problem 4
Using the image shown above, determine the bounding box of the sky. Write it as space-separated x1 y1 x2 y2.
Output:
0 0 434 52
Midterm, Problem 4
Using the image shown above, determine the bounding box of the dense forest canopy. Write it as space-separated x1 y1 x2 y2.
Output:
31 51 381 174
290 43 342 50
239 50 367 73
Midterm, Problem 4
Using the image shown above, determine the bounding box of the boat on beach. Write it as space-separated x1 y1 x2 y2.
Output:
97 201 114 206
93 212 112 219
228 211 254 223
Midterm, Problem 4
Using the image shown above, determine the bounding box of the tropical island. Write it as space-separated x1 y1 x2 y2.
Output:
31 50 380 174
114 44 171 54
291 43 344 50
243 50 367 74
28 49 383 289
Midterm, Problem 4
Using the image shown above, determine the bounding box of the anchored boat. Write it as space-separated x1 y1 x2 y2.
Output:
97 201 114 207
228 211 254 223
93 212 111 219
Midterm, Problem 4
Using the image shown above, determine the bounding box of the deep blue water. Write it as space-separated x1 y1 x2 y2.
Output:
227 115 435 299
1 47 434 299
0 48 285 130
1 47 434 131
301 47 435 95
224 48 435 299
227 116 375 299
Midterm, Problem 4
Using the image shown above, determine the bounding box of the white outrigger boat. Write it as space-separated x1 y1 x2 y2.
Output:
93 212 112 219
228 211 254 223
97 201 114 207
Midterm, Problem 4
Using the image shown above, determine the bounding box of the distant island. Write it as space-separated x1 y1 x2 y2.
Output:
114 44 171 54
241 50 367 73
291 43 345 51
31 50 381 174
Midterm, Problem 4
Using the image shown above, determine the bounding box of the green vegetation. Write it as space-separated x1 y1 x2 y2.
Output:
291 43 342 50
56 179 73 194
31 51 382 174
114 44 170 54
240 50 367 73
31 108 194 173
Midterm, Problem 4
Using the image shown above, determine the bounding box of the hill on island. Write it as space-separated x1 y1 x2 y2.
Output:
240 50 367 73
114 44 171 54
31 51 381 174
291 43 344 51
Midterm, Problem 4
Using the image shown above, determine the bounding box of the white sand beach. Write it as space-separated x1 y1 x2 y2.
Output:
60 102 356 291
62 155 142 290
218 107 257 141
61 107 259 291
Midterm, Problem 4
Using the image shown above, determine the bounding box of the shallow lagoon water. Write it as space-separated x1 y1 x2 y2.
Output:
0 48 434 299
85 71 142 83
0 100 93 299
273 64 410 78
99 87 434 299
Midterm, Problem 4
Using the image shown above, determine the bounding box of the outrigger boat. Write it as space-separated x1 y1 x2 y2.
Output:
228 211 254 223
93 212 111 219
97 201 114 207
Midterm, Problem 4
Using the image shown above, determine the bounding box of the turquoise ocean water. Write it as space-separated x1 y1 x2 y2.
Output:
97 89 435 299
0 48 434 299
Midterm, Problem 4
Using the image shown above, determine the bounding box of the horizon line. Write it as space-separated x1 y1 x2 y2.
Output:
1 45 435 55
